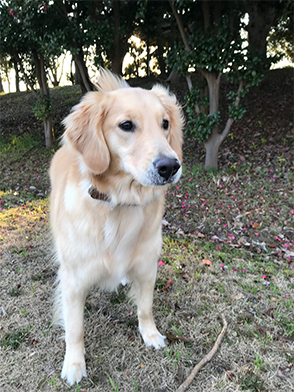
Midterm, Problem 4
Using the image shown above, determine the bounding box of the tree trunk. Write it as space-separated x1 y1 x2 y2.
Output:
203 71 220 114
44 115 54 149
112 0 122 74
202 71 222 170
69 57 75 85
202 0 210 30
33 51 49 95
146 38 151 76
74 48 95 94
5 69 10 93
13 58 20 92
75 61 81 86
32 51 54 148
157 37 166 76
204 130 222 170
0 75 4 93
166 70 181 84
16 53 37 95
203 79 243 170
245 2 278 64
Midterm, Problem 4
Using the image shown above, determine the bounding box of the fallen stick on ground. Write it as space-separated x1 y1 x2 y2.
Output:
176 314 228 392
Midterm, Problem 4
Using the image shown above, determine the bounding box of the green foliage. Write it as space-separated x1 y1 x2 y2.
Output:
169 15 241 74
0 133 36 154
267 1 294 63
124 41 145 78
32 92 52 121
185 88 220 142
240 374 265 391
1 328 29 349
1 1 63 58
227 89 247 120
170 13 269 144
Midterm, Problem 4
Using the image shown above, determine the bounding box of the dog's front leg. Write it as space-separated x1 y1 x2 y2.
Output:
60 270 87 385
132 276 166 349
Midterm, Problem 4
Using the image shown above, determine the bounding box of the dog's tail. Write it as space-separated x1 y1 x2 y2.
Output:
95 68 129 93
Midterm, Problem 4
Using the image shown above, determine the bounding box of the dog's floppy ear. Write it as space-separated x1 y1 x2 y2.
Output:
63 92 110 174
151 85 184 162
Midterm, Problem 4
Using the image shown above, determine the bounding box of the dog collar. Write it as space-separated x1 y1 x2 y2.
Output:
88 186 110 202
88 185 140 207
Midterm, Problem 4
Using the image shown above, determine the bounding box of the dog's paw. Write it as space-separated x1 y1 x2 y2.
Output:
139 327 166 349
61 358 87 386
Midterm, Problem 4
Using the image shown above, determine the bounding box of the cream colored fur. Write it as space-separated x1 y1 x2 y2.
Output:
50 69 184 385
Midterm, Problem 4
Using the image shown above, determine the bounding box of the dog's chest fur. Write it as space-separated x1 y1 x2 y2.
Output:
57 182 161 290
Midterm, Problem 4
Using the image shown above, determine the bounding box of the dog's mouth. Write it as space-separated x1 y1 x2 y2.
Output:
149 172 182 187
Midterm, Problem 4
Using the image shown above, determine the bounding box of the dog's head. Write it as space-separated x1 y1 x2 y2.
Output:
63 71 184 188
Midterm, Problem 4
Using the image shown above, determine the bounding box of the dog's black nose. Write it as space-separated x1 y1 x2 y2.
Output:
154 157 181 181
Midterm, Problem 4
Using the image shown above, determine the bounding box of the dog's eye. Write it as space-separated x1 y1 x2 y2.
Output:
119 121 134 132
162 120 169 130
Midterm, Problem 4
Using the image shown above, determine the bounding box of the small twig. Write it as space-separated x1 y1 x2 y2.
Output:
176 314 228 392
19 142 43 159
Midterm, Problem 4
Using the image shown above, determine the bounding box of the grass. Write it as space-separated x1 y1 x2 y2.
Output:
0 328 31 349
0 70 293 391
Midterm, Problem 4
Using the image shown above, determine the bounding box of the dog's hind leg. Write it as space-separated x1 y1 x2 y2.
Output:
59 268 88 385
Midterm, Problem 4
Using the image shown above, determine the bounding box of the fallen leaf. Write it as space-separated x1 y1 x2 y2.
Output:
265 306 276 317
202 259 213 265
267 243 277 248
193 231 205 238
176 335 191 343
253 222 260 229
162 279 174 292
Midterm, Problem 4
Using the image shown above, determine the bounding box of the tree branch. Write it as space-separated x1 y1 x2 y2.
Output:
74 50 94 92
169 0 191 51
220 80 244 142
169 0 193 91
176 314 228 392
58 55 65 84
16 53 37 97
202 0 210 30
39 53 49 96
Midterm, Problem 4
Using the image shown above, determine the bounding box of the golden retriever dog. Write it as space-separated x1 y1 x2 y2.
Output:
50 69 183 385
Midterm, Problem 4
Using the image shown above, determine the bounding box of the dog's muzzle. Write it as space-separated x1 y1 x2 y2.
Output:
153 156 181 182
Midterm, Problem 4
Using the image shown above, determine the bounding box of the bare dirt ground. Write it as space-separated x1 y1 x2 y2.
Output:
0 68 293 392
